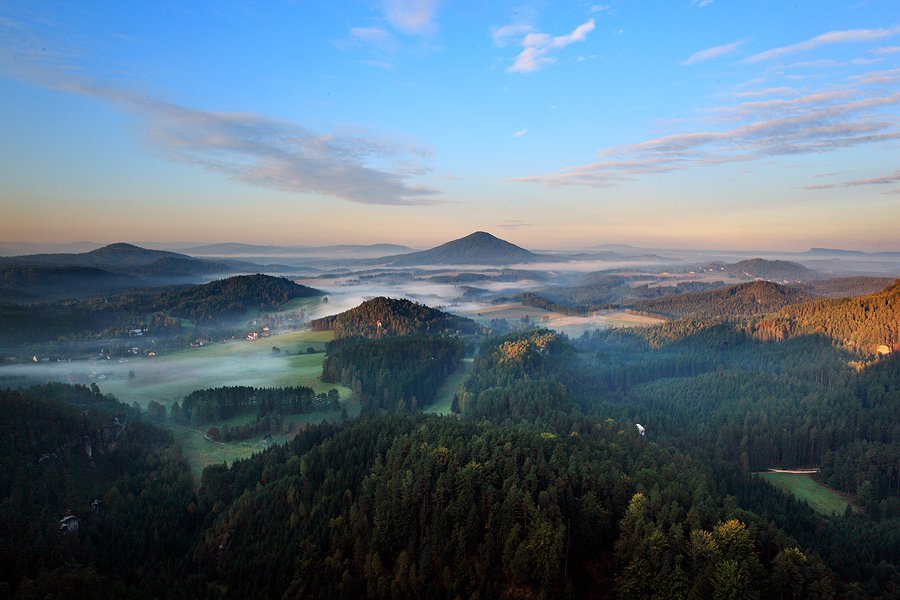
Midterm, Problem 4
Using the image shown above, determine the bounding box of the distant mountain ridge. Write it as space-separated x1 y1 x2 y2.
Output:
0 242 235 275
182 242 414 257
377 231 538 266
0 243 298 299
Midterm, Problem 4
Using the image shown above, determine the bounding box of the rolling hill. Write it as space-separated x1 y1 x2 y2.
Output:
376 231 538 266
703 258 820 282
311 296 476 338
754 280 900 355
635 281 809 319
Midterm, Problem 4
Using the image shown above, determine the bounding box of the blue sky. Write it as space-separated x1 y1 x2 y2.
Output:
1 0 898 250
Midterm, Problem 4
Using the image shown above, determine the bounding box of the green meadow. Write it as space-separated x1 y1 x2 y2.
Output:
426 358 472 415
757 472 859 516
98 329 345 408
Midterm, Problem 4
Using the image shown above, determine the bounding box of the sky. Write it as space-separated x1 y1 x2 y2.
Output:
1 0 898 251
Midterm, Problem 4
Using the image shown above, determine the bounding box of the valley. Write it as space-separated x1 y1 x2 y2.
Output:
1 230 898 599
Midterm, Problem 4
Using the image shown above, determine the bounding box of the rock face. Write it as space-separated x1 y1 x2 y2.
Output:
377 231 539 266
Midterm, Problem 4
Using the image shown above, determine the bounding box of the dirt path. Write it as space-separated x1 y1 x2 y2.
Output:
766 468 819 474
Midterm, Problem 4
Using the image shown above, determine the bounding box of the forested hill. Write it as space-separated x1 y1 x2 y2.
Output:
753 280 900 355
190 413 837 599
634 280 809 319
148 274 321 319
311 297 476 338
706 258 820 282
0 274 321 343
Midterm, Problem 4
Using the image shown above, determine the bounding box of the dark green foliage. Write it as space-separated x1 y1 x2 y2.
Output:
311 296 475 338
458 329 578 421
0 274 320 343
322 335 464 412
178 385 340 425
0 385 198 598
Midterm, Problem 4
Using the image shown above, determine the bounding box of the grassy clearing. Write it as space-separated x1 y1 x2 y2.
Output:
0 327 353 482
757 472 859 516
170 402 358 482
426 358 472 415
96 329 346 408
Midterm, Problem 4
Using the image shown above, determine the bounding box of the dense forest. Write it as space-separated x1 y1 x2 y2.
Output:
0 384 197 598
1 278 898 598
322 335 464 412
173 385 341 425
633 281 810 319
311 296 476 338
3 383 879 599
0 274 320 344
752 280 900 355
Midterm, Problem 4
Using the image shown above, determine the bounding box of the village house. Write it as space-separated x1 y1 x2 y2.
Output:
58 515 80 533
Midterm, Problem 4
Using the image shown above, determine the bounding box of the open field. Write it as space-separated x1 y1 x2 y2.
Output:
171 402 360 482
461 303 665 336
0 327 353 481
757 472 860 516
0 329 348 409
426 358 473 415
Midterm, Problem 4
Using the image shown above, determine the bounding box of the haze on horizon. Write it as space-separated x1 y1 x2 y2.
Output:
1 1 899 251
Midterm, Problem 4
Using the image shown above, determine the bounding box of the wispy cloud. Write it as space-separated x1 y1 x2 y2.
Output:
870 46 900 55
507 19 596 73
745 26 900 63
491 23 534 48
382 0 440 36
349 27 399 53
511 89 900 188
691 0 715 7
513 128 528 138
589 4 613 13
804 170 900 189
0 19 438 206
496 219 533 229
851 67 900 84
681 39 746 66
733 87 798 98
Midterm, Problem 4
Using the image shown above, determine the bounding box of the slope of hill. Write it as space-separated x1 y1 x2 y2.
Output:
378 231 538 266
0 266 140 301
311 297 476 338
0 275 323 343
635 281 809 319
704 258 820 282
147 274 322 321
803 276 896 298
754 281 900 355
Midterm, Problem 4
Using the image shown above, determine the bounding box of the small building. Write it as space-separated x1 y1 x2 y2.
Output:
59 515 80 533
246 331 260 341
635 423 646 436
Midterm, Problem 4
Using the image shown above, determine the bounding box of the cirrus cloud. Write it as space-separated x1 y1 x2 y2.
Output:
507 19 596 73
